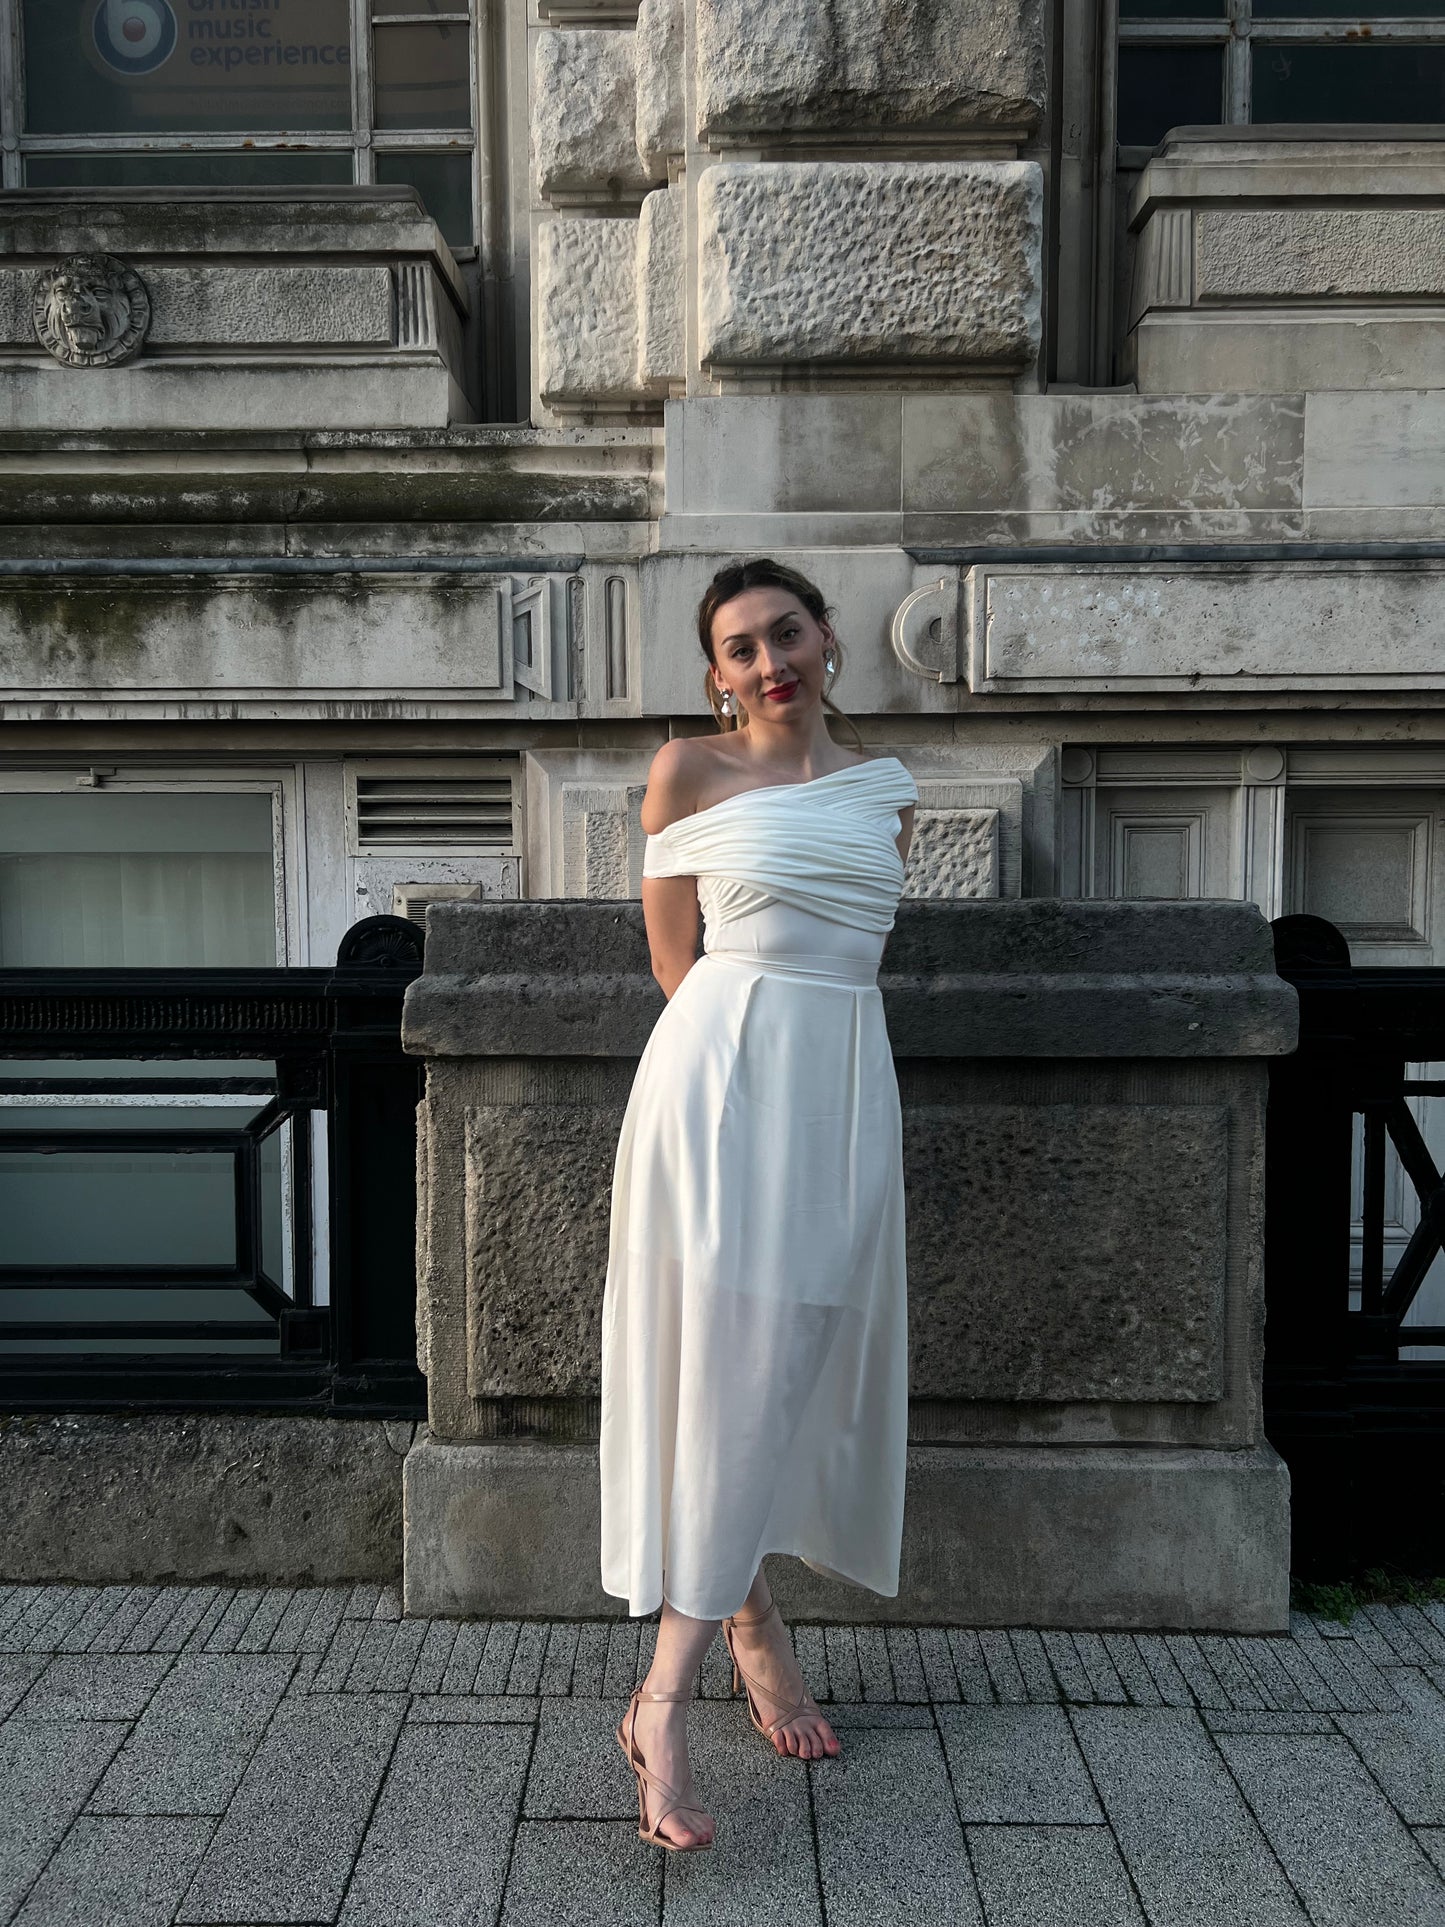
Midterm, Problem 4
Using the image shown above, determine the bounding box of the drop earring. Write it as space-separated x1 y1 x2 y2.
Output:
824 652 836 678
718 687 735 717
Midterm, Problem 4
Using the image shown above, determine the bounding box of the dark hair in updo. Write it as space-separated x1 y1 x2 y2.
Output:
695 557 863 748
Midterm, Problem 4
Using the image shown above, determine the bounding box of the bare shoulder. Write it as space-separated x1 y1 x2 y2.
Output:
640 737 721 835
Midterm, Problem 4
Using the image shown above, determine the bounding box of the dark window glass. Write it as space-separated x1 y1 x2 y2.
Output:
1117 45 1225 145
375 148 472 246
23 0 351 136
26 151 353 189
371 0 471 13
1120 0 1225 16
1253 43 1445 119
372 20 470 129
1255 0 1445 13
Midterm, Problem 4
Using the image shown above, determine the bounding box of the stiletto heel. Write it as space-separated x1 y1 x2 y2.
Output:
721 1596 831 1755
615 1686 714 1853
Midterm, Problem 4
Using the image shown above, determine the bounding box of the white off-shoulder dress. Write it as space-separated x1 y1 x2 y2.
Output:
598 755 918 1620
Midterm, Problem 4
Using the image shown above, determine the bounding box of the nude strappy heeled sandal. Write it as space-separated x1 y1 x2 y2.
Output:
721 1597 828 1752
615 1686 714 1852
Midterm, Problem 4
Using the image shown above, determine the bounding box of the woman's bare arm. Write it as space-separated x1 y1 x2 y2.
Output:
640 741 703 999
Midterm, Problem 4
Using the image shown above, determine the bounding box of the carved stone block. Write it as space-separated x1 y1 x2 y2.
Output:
694 0 1044 144
697 161 1042 377
637 185 685 392
561 782 648 896
635 0 685 178
903 808 1001 899
532 29 651 206
536 216 645 406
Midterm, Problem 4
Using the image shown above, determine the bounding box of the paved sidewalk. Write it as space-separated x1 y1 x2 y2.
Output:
3 1585 1445 1925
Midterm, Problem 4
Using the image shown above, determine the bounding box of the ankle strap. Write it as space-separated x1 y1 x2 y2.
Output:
724 1596 778 1629
631 1686 692 1703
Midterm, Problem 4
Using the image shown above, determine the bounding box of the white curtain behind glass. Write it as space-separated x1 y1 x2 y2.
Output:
0 792 277 966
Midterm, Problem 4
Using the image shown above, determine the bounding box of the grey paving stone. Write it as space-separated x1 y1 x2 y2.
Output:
179 1594 234 1654
406 1697 540 1723
201 1590 264 1656
371 1617 428 1692
263 1589 325 1654
1219 1730 1445 1927
1400 1607 1445 1670
1419 1829 1445 1879
635 1621 658 1684
1071 1705 1308 1927
284 1655 322 1697
296 1587 350 1654
1338 1674 1445 1824
1287 1636 1391 1714
472 1622 516 1695
539 1623 581 1697
1238 1638 1310 1711
19 1655 171 1722
1424 1603 1445 1642
1102 1634 1163 1708
853 1626 895 1701
0 1718 129 1921
150 1591 220 1655
1196 1637 1269 1711
87 1653 294 1816
232 1590 292 1654
570 1622 610 1699
967 1824 1146 1927
1073 1634 1129 1705
341 1619 401 1693
310 1619 365 1693
1366 1605 1438 1668
1312 1611 1359 1639
373 1585 403 1622
54 1590 136 1655
979 1630 1029 1704
406 1620 458 1697
1271 1637 1343 1712
814 1724 981 1926
917 1628 961 1702
1340 1614 1400 1668
0 1590 72 1654
659 1702 820 1926
884 1627 928 1703
946 1629 995 1705
937 1705 1102 1824
439 1622 487 1695
120 1590 196 1655
21 1591 100 1654
1162 1635 1230 1711
0 1655 47 1720
1040 1630 1095 1705
508 1624 550 1696
92 1592 166 1658
601 1623 640 1700
344 1585 381 1620
699 1628 734 1700
1205 1710 1337 1735
1009 1630 1061 1704
501 1819 660 1926
525 1701 639 1819
338 1719 531 1926
1289 1610 1323 1643
824 1628 862 1704
0 1589 47 1636
1133 1634 1201 1709
12 1814 214 1927
825 1702 933 1728
176 1693 406 1924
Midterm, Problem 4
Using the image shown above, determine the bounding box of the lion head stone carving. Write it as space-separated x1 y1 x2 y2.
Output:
32 254 151 369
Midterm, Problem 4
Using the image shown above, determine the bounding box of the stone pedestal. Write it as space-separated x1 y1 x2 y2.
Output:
401 897 1299 1629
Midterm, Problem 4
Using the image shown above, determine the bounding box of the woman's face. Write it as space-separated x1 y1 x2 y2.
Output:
709 587 833 721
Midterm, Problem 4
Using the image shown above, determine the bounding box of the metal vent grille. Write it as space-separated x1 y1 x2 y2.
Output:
351 769 517 854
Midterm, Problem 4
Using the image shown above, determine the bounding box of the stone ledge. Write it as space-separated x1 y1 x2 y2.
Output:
401 899 1299 1060
402 1431 1291 1629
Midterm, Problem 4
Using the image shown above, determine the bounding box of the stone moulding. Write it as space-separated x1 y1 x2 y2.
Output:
697 160 1043 384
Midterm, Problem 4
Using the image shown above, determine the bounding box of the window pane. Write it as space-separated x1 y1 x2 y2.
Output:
0 792 277 967
0 1148 238 1266
372 20 471 129
1120 0 1225 16
1117 45 1225 145
27 151 353 189
375 149 472 246
22 0 352 136
1253 43 1445 119
372 0 471 13
1255 0 1445 13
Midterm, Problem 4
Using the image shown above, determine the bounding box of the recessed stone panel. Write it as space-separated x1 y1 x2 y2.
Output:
1198 207 1445 302
904 1102 1229 1401
536 216 644 405
697 161 1042 375
694 0 1044 143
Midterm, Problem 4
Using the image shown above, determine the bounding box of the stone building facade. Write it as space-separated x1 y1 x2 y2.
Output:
3 5 1444 1435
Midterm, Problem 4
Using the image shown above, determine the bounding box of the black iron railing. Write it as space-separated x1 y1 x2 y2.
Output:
0 917 426 1413
1267 913 1445 1571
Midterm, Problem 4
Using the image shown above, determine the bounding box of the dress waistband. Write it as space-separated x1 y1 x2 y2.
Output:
701 947 880 990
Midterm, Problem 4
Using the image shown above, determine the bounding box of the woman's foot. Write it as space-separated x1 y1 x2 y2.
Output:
626 1690 716 1849
726 1602 840 1759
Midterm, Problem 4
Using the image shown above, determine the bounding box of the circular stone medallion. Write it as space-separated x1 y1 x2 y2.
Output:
32 254 152 369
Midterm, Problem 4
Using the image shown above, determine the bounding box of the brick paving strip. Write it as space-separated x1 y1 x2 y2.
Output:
1 1588 1444 1925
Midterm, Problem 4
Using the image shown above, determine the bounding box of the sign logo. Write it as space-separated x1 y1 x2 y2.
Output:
92 0 178 76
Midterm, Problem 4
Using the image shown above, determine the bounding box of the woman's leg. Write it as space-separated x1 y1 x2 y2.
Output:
629 1601 721 1848
728 1564 840 1759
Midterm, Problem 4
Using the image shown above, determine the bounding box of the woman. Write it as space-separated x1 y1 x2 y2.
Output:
599 557 918 1851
